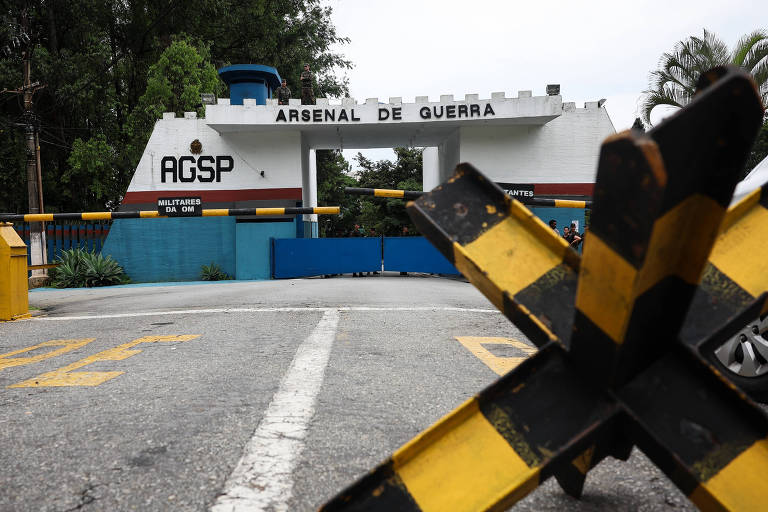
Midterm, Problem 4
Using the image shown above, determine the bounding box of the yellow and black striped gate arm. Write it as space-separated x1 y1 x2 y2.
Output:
0 207 340 223
321 65 768 512
344 187 592 209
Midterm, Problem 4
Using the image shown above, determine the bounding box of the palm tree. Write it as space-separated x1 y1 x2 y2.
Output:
640 29 768 126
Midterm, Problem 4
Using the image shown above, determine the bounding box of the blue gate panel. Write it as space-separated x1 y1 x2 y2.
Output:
383 237 460 275
273 238 381 278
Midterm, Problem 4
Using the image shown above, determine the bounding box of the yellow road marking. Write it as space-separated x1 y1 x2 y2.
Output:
8 334 200 388
456 336 536 375
0 339 95 372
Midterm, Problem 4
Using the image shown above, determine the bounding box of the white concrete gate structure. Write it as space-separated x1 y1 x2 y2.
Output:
105 65 615 282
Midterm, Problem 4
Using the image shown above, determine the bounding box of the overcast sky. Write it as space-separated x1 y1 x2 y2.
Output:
326 0 767 166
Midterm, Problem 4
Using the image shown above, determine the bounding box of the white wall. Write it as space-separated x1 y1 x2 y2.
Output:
438 130 460 183
458 103 615 184
127 117 303 194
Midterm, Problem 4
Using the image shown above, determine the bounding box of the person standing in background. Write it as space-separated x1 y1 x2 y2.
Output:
275 78 291 105
300 64 315 105
548 219 559 236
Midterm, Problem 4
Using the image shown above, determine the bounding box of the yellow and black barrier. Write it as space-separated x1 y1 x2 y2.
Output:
344 186 592 209
344 187 424 200
0 223 29 321
322 66 768 511
0 206 340 223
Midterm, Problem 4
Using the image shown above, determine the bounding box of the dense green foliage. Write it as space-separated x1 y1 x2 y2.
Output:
0 0 351 213
640 29 768 176
316 147 423 237
316 150 360 237
355 147 423 236
200 262 230 281
49 248 128 287
641 29 768 126
746 117 768 171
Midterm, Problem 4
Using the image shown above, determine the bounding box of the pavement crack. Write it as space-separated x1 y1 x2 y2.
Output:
62 482 104 512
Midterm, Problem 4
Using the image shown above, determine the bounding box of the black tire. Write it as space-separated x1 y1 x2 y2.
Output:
704 344 768 403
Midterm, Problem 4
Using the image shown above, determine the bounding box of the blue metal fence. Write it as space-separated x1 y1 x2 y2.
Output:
272 237 382 278
272 236 459 278
14 221 111 264
383 237 459 274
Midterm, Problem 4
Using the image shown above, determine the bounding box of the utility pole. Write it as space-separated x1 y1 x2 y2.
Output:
20 9 47 285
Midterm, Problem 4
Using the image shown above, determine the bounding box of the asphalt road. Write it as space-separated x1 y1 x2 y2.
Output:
0 275 701 511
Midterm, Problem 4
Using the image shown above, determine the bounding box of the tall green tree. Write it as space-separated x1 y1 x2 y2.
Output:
640 29 768 126
316 150 359 237
355 147 423 236
0 0 351 213
124 38 222 169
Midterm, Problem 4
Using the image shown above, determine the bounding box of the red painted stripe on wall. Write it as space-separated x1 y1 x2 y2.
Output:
122 188 303 204
534 183 594 196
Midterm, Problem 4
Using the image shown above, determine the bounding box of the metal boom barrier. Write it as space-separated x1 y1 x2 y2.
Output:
0 207 340 223
323 66 768 511
344 186 592 209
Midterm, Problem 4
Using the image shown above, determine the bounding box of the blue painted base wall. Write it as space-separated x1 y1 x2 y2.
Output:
102 218 237 282
236 222 296 280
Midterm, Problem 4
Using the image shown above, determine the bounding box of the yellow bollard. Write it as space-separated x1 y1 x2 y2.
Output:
0 223 30 321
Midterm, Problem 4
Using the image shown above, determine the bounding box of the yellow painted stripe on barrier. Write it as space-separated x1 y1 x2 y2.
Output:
635 194 725 296
254 208 286 215
139 211 161 218
708 200 768 298
375 189 406 198
456 212 566 301
576 196 727 346
0 339 95 372
720 187 761 232
9 334 200 387
201 209 230 217
393 398 539 512
689 437 768 512
553 199 586 208
508 199 573 257
314 206 341 215
81 212 112 220
23 214 54 222
576 234 637 344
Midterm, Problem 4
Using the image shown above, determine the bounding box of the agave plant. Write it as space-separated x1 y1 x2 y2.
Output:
82 252 127 287
200 262 231 281
49 248 128 288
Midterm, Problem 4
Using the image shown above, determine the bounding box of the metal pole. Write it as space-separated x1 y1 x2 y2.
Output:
21 12 46 284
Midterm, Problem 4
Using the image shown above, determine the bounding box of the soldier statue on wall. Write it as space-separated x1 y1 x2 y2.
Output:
300 63 315 105
275 79 291 105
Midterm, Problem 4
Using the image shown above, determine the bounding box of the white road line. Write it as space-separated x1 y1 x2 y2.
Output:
31 306 499 321
210 309 340 512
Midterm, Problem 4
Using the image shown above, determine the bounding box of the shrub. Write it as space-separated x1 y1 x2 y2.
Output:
200 262 231 281
49 248 129 288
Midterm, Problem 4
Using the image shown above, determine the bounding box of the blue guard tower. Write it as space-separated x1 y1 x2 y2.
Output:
218 64 282 105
